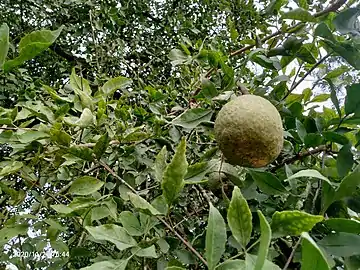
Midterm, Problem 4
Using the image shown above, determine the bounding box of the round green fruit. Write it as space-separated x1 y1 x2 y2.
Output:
214 95 284 168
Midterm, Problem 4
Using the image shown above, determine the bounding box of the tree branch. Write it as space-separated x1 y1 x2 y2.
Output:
271 145 328 172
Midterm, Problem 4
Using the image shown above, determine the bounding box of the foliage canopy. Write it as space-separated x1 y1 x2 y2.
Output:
1 0 360 269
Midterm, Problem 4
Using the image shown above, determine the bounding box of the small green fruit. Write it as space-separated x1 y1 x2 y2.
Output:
214 95 284 168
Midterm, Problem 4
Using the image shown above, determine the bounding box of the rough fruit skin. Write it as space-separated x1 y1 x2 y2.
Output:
214 95 284 168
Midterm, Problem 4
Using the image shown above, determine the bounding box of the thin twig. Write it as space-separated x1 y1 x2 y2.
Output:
230 0 347 57
99 161 138 194
281 54 331 102
158 217 208 266
283 237 302 270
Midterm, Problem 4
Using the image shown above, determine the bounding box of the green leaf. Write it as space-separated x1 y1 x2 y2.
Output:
249 171 287 195
255 211 271 270
169 49 191 66
50 204 74 214
128 193 162 216
337 144 354 177
161 137 188 205
80 260 128 270
265 0 288 15
0 224 28 246
333 7 360 35
4 26 64 71
325 79 341 117
91 205 111 221
304 133 324 147
172 108 213 129
345 256 360 270
216 260 245 270
102 76 132 96
68 146 94 161
0 23 9 69
314 23 336 42
322 131 349 145
245 254 281 270
309 94 330 103
93 133 110 159
345 83 360 116
69 176 104 195
325 218 360 234
85 224 137 251
281 8 317 22
151 195 168 215
296 46 316 64
271 211 324 238
132 245 158 258
119 211 143 236
154 146 167 182
296 119 307 142
227 186 252 249
301 232 330 270
184 162 211 184
17 131 49 144
285 169 332 186
206 203 227 270
334 171 360 201
50 129 71 147
324 65 349 79
318 232 360 257
196 78 218 99
76 108 94 128
122 131 149 143
166 267 186 270
0 161 23 176
322 40 360 70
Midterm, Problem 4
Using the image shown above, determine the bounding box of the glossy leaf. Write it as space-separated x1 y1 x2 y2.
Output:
325 218 360 234
184 162 211 184
196 78 218 99
161 137 188 205
76 108 94 128
93 133 110 159
80 260 128 270
172 108 213 129
206 203 226 270
336 144 354 177
85 224 137 251
4 26 64 71
0 23 9 69
255 211 271 270
271 211 323 237
322 131 349 145
17 131 49 144
128 193 162 216
334 171 360 201
301 232 330 270
285 169 332 186
131 245 158 258
227 186 252 249
282 8 317 22
333 7 360 35
0 161 23 176
154 146 167 182
249 171 287 195
102 76 132 96
296 119 307 142
324 66 349 79
69 176 104 195
345 83 360 116
168 48 191 66
119 211 143 236
216 260 246 270
318 232 360 257
245 254 281 270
